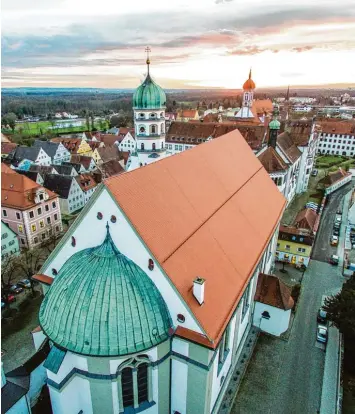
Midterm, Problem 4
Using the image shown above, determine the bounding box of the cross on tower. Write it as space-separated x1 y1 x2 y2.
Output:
145 46 151 74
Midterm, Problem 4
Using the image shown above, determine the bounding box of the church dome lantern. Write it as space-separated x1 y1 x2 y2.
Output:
39 225 172 357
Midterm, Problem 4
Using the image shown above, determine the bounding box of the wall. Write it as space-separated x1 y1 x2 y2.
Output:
1 221 20 262
317 132 355 157
277 239 312 259
28 363 47 406
6 396 30 414
253 302 291 336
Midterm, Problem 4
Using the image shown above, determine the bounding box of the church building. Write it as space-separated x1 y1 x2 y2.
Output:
33 130 286 414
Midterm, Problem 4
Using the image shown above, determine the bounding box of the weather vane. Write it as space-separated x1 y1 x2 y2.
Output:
145 46 151 66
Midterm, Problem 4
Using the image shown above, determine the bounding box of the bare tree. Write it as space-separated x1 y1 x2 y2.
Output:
40 224 65 254
1 258 19 306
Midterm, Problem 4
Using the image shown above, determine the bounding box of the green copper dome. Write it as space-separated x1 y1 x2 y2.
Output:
269 119 281 130
133 73 166 109
39 225 172 356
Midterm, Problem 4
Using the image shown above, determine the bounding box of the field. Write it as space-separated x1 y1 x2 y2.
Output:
2 119 109 138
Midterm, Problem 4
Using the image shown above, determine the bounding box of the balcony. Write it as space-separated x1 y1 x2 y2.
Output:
137 148 165 153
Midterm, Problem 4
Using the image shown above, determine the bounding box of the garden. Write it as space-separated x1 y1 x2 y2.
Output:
315 155 355 172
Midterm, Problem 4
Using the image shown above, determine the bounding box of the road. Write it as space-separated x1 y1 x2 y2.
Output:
312 181 353 262
232 183 354 414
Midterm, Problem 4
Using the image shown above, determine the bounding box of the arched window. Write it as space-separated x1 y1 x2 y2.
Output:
139 126 145 134
141 143 144 150
161 142 164 149
161 124 165 134
118 356 152 411
152 143 156 150
150 125 156 134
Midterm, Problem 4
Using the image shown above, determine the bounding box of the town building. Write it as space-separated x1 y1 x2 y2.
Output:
276 225 314 267
257 146 288 195
1 142 17 160
317 168 352 196
92 146 121 166
117 130 136 153
75 174 98 204
253 273 294 336
176 109 199 122
16 170 44 185
12 146 51 168
97 159 125 179
294 208 319 234
1 221 20 262
32 130 285 414
127 53 168 170
33 140 71 165
43 174 86 215
1 168 62 249
70 155 97 172
316 119 355 157
52 164 78 176
51 138 93 156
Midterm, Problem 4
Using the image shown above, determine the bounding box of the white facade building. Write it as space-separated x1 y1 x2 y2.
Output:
316 120 355 157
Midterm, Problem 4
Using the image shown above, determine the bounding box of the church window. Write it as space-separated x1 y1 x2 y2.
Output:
161 142 164 149
52 268 58 275
177 313 185 323
71 236 76 247
161 124 165 134
111 215 117 223
97 212 103 220
139 113 145 118
241 283 250 320
141 143 145 150
148 258 154 270
150 113 156 118
139 126 145 134
152 143 156 150
118 356 152 411
151 125 156 134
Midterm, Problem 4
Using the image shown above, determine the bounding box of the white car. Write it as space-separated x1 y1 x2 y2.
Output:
317 325 328 343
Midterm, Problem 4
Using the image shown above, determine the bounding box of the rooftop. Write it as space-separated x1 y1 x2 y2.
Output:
254 273 294 310
257 146 288 173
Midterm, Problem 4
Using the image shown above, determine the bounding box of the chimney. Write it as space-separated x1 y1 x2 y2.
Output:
193 277 205 305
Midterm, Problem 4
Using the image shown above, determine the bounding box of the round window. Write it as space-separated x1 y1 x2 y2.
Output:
52 268 58 276
97 212 103 220
111 215 117 223
177 314 185 323
71 236 76 247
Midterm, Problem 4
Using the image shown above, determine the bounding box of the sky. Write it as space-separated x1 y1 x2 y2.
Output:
2 0 355 89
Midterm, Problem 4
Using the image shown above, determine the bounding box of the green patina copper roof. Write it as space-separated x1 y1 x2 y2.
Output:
39 225 172 357
133 73 166 109
269 119 281 130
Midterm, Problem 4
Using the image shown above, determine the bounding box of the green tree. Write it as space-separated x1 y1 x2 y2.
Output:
2 112 17 132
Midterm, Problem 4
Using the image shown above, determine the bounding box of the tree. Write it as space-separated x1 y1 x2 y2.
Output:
1 258 19 306
40 224 65 255
323 274 355 372
2 112 17 132
13 248 47 297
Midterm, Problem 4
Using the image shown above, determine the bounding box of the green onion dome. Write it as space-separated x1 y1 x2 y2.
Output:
133 73 166 109
39 225 172 356
269 119 281 130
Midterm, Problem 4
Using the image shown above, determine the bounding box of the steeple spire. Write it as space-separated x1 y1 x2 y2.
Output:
249 68 252 79
145 46 151 75
286 85 290 101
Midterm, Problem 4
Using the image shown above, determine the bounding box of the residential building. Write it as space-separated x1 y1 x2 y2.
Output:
62 161 86 174
117 130 136 153
12 146 51 167
32 130 285 414
294 208 319 234
29 165 57 176
33 140 71 165
276 225 314 267
318 168 352 196
1 221 20 261
92 146 121 166
1 142 17 160
97 159 125 179
52 164 78 176
95 133 120 147
16 170 44 185
176 109 199 122
75 174 98 204
43 174 85 215
70 154 97 172
1 170 62 249
316 119 355 157
50 138 93 156
257 146 288 195
253 273 294 336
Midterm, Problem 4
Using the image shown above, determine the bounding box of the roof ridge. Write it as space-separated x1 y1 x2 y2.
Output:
162 165 264 264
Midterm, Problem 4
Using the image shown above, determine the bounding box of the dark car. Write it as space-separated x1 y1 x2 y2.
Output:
9 285 23 294
333 228 340 236
317 308 327 324
17 279 31 289
336 208 342 216
329 255 339 265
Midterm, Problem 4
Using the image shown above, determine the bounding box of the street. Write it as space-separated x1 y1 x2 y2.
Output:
232 183 354 414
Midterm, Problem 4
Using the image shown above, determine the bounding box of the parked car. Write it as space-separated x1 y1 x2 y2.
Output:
329 255 339 265
336 208 342 216
306 202 318 209
331 235 339 246
317 308 327 324
333 227 340 236
17 279 31 289
3 295 16 304
311 169 318 176
334 222 340 229
335 216 342 224
317 325 328 344
9 284 23 294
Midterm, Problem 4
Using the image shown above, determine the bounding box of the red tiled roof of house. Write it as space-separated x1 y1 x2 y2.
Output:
104 130 286 343
1 163 15 174
1 142 17 155
286 120 313 146
32 274 53 286
251 99 273 115
120 151 130 166
277 131 302 163
174 326 215 349
2 170 57 210
319 119 355 136
87 141 102 150
97 146 120 163
99 159 125 178
279 225 312 237
96 134 120 147
178 109 199 118
320 168 352 186
255 273 294 310
51 138 81 153
70 154 94 170
294 208 318 232
257 146 288 173
75 173 97 192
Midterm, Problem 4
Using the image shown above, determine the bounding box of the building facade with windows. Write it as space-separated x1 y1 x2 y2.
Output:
276 226 314 267
32 131 285 414
33 140 71 165
316 119 355 157
1 169 62 249
1 220 20 262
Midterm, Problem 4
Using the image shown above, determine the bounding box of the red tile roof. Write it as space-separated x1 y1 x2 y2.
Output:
1 163 15 174
2 170 57 210
32 274 53 285
104 130 286 343
1 142 17 155
294 208 318 232
255 273 294 310
319 119 355 136
174 326 215 349
75 174 97 192
257 146 288 173
71 155 94 170
286 120 313 146
251 99 273 115
178 109 199 118
87 141 102 151
319 168 352 186
51 138 81 153
277 131 302 163
99 160 125 178
96 134 120 147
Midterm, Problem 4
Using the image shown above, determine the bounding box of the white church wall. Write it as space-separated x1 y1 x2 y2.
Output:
48 376 93 414
171 359 188 414
253 302 291 336
42 187 204 336
172 337 189 356
32 330 46 351
108 346 158 375
47 352 88 384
